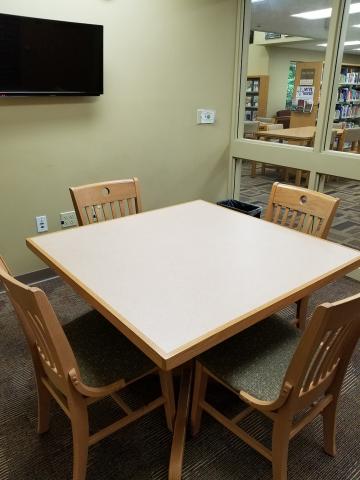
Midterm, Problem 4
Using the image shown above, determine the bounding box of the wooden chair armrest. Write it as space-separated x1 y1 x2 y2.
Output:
69 368 126 398
239 381 293 412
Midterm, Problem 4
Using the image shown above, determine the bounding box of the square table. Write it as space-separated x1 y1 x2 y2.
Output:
27 200 360 479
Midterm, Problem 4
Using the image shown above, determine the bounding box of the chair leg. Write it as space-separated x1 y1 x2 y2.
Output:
159 370 176 432
296 296 309 330
36 376 52 434
190 362 208 436
251 161 257 178
322 399 338 456
272 417 292 480
69 397 89 480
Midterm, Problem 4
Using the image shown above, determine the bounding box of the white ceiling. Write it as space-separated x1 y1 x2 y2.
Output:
251 0 360 54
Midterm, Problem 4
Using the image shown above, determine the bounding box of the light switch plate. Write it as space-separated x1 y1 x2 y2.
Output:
197 109 216 124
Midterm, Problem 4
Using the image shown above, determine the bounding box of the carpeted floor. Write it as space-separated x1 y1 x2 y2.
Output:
0 275 359 480
238 160 360 251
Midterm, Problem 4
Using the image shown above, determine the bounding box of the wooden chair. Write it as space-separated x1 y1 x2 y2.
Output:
244 121 260 138
337 127 360 153
265 182 339 239
191 293 360 480
69 177 142 226
275 109 291 129
0 256 175 480
265 182 339 329
256 116 275 124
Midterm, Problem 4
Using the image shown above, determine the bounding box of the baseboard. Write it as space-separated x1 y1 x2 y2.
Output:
0 267 58 294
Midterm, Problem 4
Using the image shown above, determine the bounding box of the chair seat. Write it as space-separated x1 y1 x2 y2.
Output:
199 316 301 402
64 311 155 387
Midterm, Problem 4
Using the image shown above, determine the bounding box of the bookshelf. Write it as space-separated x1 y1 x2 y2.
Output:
245 75 269 121
334 64 360 125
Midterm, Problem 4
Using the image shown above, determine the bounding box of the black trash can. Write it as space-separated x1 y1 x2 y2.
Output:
216 199 262 218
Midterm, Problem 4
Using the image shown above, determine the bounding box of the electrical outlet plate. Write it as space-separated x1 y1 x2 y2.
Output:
35 215 48 233
60 211 78 228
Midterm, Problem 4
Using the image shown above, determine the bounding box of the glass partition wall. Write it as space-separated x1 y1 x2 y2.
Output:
241 0 332 149
231 0 360 276
326 0 360 155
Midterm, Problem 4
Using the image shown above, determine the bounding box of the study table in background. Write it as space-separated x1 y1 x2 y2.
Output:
252 126 344 185
27 200 360 479
254 126 343 146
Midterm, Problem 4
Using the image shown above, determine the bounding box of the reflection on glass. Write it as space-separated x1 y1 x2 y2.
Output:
321 175 360 249
329 0 360 154
242 0 332 148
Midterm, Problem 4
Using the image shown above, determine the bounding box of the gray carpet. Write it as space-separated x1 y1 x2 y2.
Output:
0 275 359 480
238 160 360 251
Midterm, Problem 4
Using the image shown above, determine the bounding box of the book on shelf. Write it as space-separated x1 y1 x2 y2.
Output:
339 69 360 84
334 103 360 120
337 86 360 103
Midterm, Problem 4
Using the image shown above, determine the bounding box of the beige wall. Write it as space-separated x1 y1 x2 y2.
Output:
266 47 325 117
247 32 269 76
0 0 237 275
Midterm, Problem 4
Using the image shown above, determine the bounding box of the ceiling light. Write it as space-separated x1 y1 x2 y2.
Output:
292 8 331 19
350 3 360 14
353 48 360 50
353 24 360 27
318 40 360 47
292 3 360 20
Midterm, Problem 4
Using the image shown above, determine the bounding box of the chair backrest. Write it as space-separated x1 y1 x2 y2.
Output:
70 177 142 226
332 122 345 129
0 257 78 395
337 127 360 152
256 117 275 124
276 110 291 129
329 129 338 149
266 123 284 131
265 182 339 239
244 121 260 135
283 293 360 407
276 109 291 117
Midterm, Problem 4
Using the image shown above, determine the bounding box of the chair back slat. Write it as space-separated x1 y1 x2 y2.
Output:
70 178 142 226
127 198 135 215
265 183 339 239
288 210 297 228
110 201 117 219
0 258 79 394
283 293 360 404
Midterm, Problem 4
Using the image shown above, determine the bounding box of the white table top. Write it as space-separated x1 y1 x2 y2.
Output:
27 200 360 370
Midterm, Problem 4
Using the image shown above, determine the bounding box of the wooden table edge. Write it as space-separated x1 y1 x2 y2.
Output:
26 239 360 372
163 255 360 370
26 237 169 371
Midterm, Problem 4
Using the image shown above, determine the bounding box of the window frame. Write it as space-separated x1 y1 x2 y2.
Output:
229 0 360 200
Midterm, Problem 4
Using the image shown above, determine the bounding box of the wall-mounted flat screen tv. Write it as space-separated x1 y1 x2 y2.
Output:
0 13 103 96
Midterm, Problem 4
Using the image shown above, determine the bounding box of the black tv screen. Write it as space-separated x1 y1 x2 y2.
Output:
0 13 103 96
